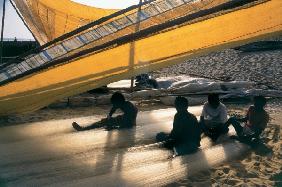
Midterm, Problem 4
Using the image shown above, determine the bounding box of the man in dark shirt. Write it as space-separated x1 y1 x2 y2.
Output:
156 97 201 155
73 92 138 131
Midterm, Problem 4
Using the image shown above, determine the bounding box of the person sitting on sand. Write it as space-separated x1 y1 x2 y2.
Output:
200 94 228 141
225 96 269 140
73 92 138 131
156 97 201 155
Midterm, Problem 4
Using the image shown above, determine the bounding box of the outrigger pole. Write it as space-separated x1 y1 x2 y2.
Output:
0 0 6 64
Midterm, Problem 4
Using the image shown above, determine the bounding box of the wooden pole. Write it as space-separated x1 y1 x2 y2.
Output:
130 0 143 92
0 0 7 64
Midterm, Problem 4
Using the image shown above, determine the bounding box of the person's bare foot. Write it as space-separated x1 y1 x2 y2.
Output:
72 122 83 131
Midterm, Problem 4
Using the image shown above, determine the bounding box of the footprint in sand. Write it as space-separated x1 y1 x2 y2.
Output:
225 179 242 186
222 167 230 174
265 168 273 174
254 162 260 167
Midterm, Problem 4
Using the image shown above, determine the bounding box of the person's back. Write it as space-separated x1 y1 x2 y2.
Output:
171 110 200 147
156 96 201 155
108 92 138 128
246 105 268 131
119 100 138 127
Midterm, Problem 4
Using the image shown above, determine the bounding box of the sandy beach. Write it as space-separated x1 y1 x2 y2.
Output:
0 97 281 186
172 99 282 187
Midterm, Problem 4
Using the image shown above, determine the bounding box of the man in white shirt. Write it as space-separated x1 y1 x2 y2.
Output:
200 94 229 141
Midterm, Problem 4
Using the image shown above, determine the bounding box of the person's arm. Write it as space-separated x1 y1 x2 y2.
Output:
237 116 247 122
108 106 117 118
219 105 228 123
169 123 176 140
169 114 180 140
200 116 204 122
238 106 252 122
191 115 201 142
254 112 269 134
200 105 207 122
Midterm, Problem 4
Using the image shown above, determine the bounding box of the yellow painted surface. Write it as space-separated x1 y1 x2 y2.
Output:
12 0 118 44
1 0 282 115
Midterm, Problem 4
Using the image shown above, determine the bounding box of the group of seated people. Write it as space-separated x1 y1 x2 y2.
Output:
73 92 269 155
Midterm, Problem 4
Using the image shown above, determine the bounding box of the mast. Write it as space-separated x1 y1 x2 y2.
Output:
0 0 7 64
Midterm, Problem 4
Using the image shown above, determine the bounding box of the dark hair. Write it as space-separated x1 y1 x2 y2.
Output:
111 92 125 105
254 96 267 107
208 94 220 105
175 96 188 109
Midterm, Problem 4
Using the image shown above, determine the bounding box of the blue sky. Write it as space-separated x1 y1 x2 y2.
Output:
0 0 140 40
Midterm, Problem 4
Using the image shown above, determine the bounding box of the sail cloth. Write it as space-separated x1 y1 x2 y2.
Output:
0 0 281 115
11 0 118 44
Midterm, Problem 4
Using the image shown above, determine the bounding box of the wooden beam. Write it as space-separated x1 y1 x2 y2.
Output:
0 0 7 64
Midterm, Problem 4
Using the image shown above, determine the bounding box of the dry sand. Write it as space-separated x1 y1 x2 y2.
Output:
170 99 282 187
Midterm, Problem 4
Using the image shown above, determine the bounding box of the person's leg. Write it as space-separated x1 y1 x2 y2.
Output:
83 121 105 130
118 115 136 129
201 121 217 140
220 123 229 134
174 143 198 155
72 122 84 131
208 123 229 142
156 132 175 149
213 123 229 134
72 120 106 131
72 120 104 131
201 120 222 140
156 132 170 142
104 115 124 130
248 129 262 141
225 117 243 136
210 126 221 142
164 139 175 149
199 119 208 134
